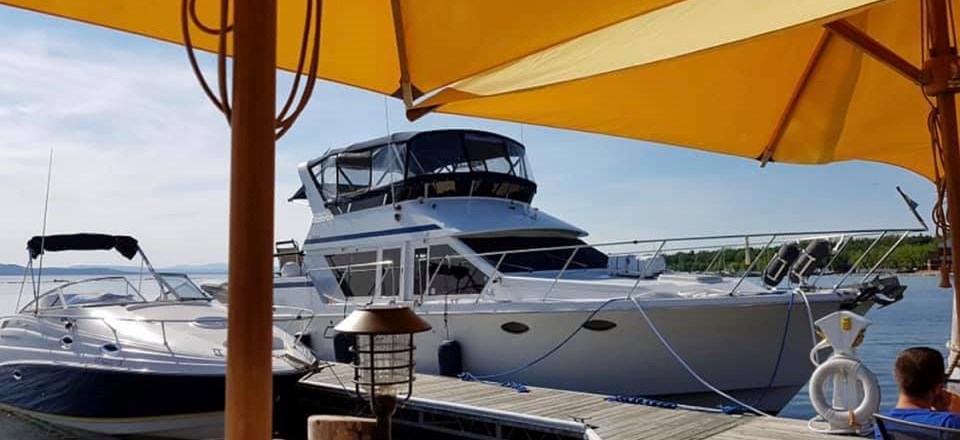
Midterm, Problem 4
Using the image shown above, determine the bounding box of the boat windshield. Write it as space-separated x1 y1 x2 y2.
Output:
460 236 608 273
22 274 209 312
406 131 532 180
26 277 147 311
153 273 209 301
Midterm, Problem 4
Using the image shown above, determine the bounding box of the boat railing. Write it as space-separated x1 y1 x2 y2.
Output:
421 228 926 301
309 227 924 303
36 305 315 353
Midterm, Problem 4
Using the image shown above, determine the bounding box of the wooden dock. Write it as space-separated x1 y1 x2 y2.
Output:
298 363 837 440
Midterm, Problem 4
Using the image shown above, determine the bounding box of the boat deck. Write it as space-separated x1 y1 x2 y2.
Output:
298 363 835 440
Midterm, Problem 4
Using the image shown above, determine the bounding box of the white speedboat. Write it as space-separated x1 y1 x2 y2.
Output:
1 233 314 439
272 129 910 413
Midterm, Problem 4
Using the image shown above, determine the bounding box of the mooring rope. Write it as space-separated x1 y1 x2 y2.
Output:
179 0 322 138
460 297 623 381
456 292 802 415
752 291 795 407
626 295 772 417
604 395 746 415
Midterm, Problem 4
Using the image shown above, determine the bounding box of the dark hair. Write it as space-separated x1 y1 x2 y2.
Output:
895 347 946 398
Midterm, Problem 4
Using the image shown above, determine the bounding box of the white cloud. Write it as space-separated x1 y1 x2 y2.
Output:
0 30 233 266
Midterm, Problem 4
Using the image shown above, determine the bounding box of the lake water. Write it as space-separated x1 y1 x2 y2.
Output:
779 274 954 419
0 274 952 438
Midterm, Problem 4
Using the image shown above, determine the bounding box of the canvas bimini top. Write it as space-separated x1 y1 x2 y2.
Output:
27 234 140 260
291 129 537 215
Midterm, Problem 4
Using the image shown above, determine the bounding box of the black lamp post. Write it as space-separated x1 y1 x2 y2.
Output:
334 305 431 440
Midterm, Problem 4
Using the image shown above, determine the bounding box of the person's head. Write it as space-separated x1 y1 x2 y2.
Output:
895 347 946 400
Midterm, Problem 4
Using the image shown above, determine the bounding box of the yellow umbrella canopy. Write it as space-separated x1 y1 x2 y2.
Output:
0 0 686 102
5 0 960 424
410 0 939 182
405 0 960 375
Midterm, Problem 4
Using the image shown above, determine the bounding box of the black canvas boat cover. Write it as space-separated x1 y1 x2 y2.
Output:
27 234 140 260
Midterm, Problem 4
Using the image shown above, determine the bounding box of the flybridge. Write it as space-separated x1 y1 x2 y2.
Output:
291 129 537 215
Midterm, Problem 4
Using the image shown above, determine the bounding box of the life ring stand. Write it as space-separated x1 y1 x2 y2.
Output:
808 355 880 434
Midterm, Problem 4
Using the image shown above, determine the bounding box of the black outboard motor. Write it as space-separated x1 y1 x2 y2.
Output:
789 239 832 284
761 242 801 287
851 275 907 308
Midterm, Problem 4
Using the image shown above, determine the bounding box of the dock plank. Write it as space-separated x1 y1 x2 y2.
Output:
300 363 836 440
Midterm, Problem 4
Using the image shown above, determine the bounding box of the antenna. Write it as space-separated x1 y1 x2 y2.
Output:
383 95 392 137
896 186 929 231
384 95 399 208
34 149 54 313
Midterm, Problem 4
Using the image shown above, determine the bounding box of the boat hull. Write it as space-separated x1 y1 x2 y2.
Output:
299 293 850 414
0 364 303 439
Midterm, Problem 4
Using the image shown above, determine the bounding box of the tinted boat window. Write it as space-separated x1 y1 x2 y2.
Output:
321 157 337 201
460 236 608 273
326 251 378 297
337 152 372 196
371 145 404 188
407 132 531 180
407 131 467 176
413 245 487 296
381 248 402 297
463 133 511 174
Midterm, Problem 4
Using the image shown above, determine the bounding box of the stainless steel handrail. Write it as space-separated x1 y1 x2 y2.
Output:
304 227 923 302
728 235 777 296
30 305 315 350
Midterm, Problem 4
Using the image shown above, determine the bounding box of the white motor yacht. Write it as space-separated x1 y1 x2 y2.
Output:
1 233 314 439
271 129 911 413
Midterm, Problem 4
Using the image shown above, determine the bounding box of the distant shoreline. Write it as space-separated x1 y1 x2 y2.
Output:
0 263 227 276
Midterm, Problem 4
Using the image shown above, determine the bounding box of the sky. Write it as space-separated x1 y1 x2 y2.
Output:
0 7 938 267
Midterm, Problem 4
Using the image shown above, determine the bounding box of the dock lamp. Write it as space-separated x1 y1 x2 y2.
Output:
334 305 431 440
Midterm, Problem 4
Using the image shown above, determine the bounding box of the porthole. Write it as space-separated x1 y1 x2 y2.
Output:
582 320 617 332
60 335 73 349
11 370 22 381
101 343 120 354
500 322 529 334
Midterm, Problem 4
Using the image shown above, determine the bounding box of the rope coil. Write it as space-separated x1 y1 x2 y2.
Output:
180 0 322 138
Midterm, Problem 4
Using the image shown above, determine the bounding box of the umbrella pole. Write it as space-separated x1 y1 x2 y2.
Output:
225 0 277 439
927 0 960 368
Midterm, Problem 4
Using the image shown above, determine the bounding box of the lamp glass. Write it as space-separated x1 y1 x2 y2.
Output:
356 333 413 398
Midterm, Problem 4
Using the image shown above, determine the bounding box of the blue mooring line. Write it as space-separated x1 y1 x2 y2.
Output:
751 291 795 408
605 395 747 415
456 291 795 409
459 372 529 393
458 297 623 382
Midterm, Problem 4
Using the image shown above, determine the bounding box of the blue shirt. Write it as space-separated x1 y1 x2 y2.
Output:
875 408 960 439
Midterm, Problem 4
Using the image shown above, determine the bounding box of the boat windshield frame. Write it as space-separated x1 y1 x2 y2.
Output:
21 273 211 313
309 130 537 214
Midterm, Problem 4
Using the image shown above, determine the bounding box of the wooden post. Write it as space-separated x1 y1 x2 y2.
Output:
225 0 277 439
927 0 960 367
308 416 377 440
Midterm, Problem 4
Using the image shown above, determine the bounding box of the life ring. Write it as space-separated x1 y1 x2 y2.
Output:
808 356 880 429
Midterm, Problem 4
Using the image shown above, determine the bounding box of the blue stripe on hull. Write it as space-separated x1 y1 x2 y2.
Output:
304 224 441 245
274 280 314 288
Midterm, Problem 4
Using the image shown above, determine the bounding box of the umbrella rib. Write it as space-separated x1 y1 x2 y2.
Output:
824 19 923 86
759 30 833 166
390 0 416 108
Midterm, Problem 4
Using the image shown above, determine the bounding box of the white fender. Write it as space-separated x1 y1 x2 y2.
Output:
809 356 880 429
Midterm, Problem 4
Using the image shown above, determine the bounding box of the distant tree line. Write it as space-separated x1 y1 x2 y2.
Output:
663 235 941 273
